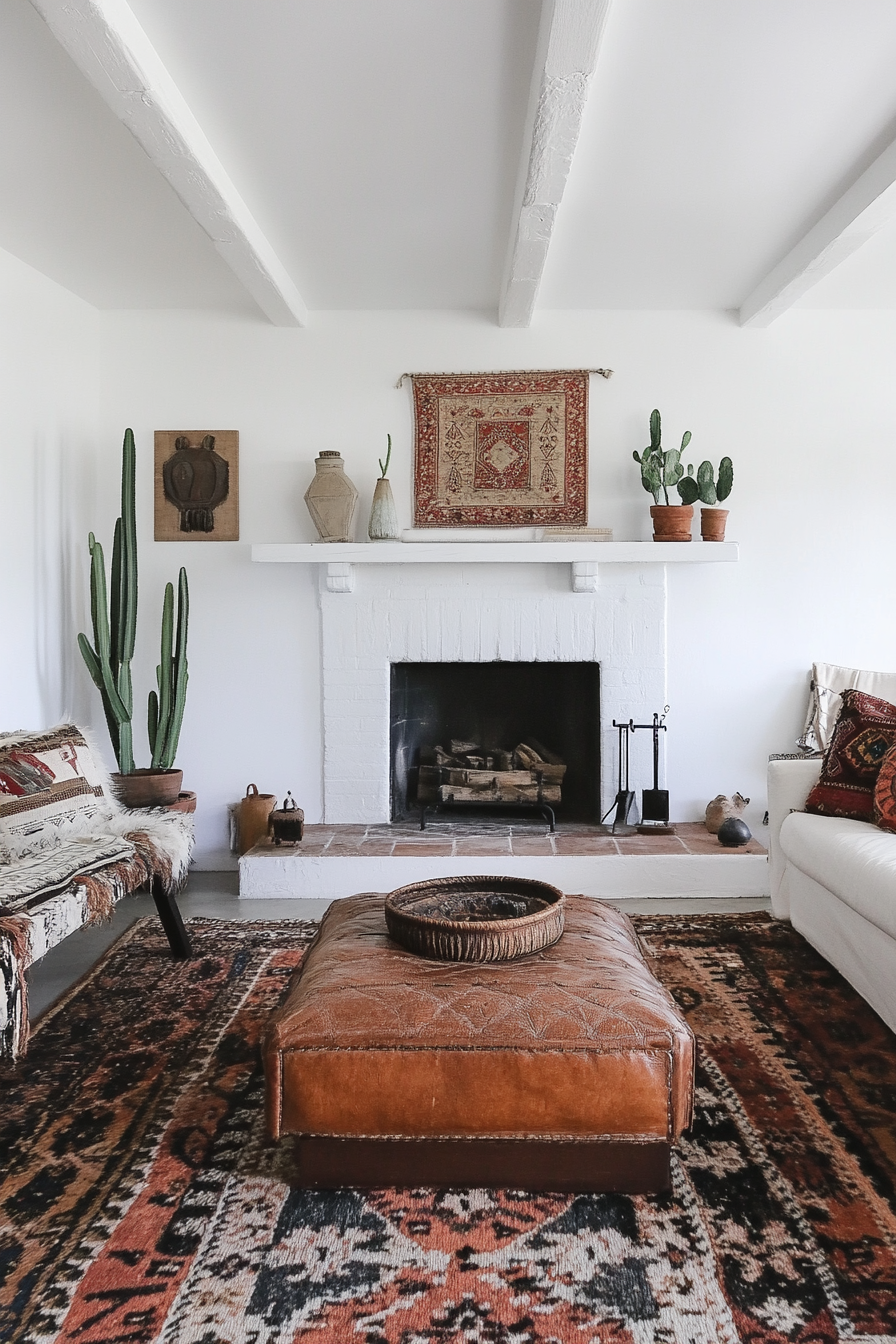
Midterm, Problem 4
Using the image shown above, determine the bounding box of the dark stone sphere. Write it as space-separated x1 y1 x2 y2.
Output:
718 817 752 847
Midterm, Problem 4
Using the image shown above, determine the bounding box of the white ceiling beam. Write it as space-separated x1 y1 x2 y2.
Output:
499 0 613 329
28 0 308 326
739 134 896 328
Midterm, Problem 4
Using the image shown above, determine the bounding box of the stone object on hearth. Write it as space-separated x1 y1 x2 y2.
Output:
385 875 565 962
704 792 750 834
717 817 752 847
304 451 359 542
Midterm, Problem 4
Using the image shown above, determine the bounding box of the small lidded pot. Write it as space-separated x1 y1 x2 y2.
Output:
270 793 305 845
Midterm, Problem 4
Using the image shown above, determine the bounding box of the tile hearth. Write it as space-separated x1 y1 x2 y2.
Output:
251 821 765 860
240 821 769 902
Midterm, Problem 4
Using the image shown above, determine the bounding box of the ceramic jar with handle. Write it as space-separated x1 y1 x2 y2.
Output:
239 783 276 855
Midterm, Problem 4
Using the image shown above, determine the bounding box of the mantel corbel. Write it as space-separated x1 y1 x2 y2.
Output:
325 562 355 594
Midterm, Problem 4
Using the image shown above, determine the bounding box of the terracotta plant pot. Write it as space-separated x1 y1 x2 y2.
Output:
700 507 728 541
111 768 183 809
650 504 693 542
167 791 197 815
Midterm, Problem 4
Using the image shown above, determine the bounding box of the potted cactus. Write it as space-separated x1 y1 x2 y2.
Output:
676 455 733 541
78 428 191 808
368 433 399 540
633 409 694 541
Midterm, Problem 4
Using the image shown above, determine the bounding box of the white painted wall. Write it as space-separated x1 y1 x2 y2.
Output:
0 246 99 731
93 307 896 865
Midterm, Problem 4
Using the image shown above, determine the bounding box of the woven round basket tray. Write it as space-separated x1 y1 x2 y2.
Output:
384 875 565 963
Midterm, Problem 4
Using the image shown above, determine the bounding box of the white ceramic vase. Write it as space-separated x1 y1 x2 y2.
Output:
304 451 359 542
368 477 399 540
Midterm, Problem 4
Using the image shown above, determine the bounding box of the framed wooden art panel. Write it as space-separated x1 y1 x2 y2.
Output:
154 430 239 541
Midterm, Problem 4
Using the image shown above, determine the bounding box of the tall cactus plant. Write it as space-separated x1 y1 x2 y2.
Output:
78 428 190 774
148 568 189 770
78 429 138 773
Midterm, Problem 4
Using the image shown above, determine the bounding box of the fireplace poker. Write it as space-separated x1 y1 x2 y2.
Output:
602 719 636 833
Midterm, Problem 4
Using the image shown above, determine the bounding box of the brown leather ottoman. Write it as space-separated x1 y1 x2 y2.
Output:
263 892 694 1192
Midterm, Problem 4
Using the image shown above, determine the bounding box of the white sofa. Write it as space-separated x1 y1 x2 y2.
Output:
768 757 896 1035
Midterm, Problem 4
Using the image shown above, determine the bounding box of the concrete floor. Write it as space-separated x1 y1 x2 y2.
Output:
26 870 771 1022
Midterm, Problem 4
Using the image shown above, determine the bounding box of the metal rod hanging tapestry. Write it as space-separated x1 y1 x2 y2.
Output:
409 370 590 528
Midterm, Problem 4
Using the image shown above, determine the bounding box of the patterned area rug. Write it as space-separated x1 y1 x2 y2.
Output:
2 913 896 1342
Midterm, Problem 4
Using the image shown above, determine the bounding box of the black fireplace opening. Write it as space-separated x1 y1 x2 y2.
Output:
390 661 600 823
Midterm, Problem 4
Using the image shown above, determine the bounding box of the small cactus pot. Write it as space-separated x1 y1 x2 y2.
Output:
700 507 728 542
650 504 693 542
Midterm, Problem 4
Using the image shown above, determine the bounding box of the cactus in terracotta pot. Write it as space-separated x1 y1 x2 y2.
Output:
677 454 733 540
78 428 191 799
633 410 695 540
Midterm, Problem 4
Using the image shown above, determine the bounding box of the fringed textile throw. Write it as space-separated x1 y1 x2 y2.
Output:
0 723 194 1062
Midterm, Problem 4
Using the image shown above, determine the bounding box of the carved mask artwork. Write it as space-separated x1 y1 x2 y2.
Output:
162 434 230 533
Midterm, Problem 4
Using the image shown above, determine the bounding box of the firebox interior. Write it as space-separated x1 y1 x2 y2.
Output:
390 661 600 823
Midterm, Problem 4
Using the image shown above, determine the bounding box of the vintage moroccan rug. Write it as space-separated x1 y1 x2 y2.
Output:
410 370 589 527
2 913 896 1343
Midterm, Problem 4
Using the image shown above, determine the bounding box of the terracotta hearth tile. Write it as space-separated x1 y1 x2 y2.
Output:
454 838 513 856
615 835 688 855
356 840 399 855
509 837 556 856
555 824 613 837
302 827 337 842
392 841 453 857
324 844 368 856
554 836 619 855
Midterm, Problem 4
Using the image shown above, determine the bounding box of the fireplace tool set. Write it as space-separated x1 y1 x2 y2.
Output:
604 708 673 835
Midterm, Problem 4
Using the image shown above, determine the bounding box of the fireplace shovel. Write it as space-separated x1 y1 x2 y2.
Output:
633 709 673 834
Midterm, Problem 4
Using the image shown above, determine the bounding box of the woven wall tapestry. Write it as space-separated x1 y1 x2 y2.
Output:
410 370 589 527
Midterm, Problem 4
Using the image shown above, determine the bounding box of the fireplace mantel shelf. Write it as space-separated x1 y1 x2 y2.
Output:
251 540 738 593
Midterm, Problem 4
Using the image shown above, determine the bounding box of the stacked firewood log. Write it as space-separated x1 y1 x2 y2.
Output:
417 738 566 807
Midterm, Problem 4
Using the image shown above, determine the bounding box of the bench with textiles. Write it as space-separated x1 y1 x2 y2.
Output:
0 724 193 1061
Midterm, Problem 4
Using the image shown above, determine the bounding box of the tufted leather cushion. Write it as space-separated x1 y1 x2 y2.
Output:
264 892 694 1146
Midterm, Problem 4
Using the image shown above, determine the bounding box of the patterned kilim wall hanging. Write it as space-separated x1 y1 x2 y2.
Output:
406 370 598 528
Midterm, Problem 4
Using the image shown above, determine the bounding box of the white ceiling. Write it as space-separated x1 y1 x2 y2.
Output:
4 0 896 320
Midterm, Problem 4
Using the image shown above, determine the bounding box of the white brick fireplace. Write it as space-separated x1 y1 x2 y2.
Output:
318 559 666 824
244 542 766 901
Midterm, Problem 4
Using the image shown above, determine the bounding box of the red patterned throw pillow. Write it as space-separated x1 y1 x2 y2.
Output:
873 742 896 833
804 688 896 822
